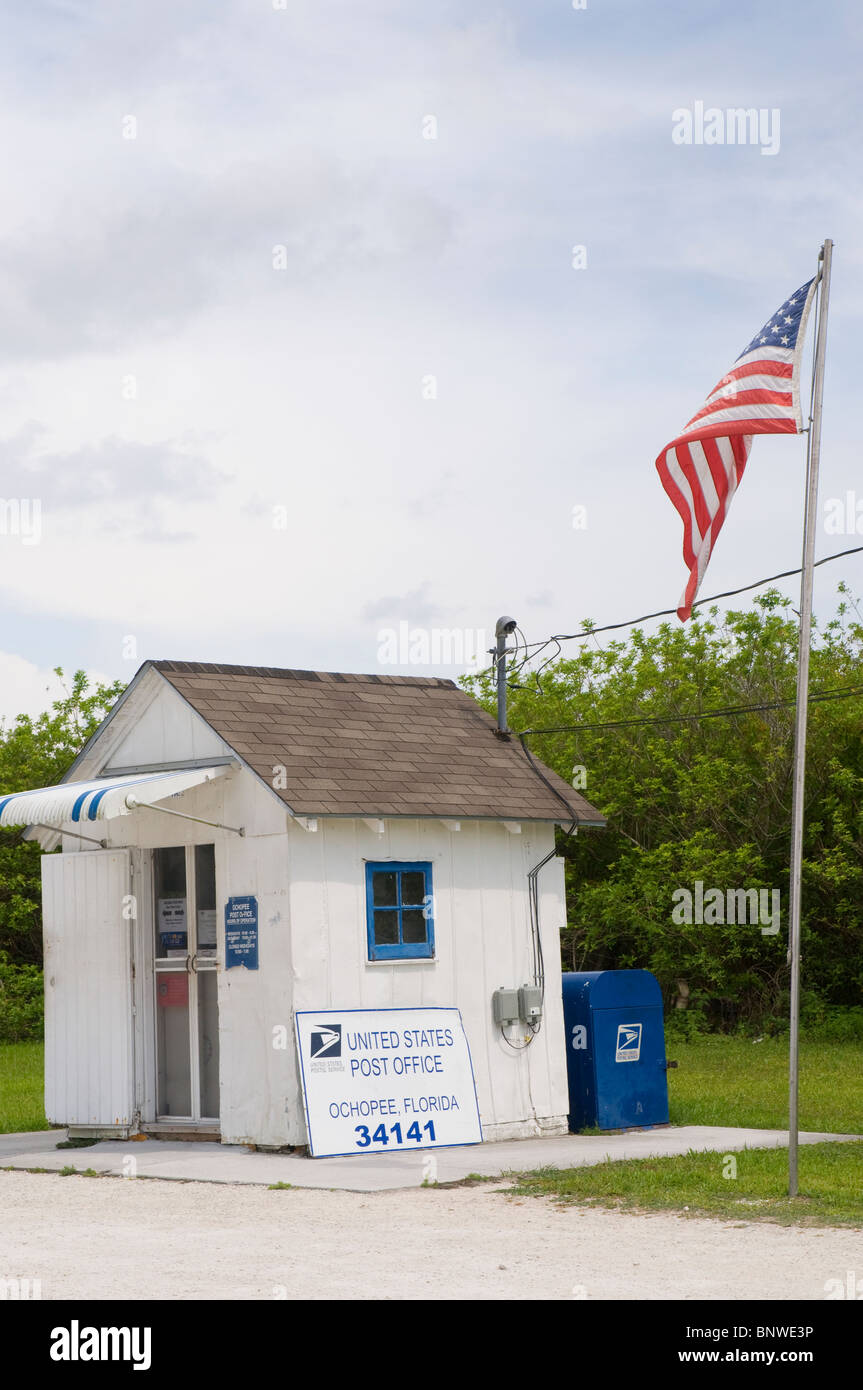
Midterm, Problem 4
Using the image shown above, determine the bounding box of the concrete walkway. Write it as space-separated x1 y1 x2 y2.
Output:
1 1125 857 1191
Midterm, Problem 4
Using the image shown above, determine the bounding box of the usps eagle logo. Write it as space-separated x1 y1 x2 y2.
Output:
309 1023 342 1059
615 1023 642 1063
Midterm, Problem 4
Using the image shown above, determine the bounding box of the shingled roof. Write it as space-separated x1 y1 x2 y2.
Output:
152 661 605 825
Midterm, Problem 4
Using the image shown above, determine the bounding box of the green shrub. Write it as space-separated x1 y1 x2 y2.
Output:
664 1002 710 1041
799 1001 863 1042
0 954 44 1041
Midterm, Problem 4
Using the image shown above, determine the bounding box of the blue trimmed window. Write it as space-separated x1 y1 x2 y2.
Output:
365 862 434 961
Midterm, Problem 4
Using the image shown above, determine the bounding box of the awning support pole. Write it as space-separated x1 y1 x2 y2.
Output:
30 822 108 848
125 797 245 836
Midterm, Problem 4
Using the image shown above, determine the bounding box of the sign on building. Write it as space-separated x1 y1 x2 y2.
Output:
224 896 259 970
295 1007 482 1157
158 897 187 955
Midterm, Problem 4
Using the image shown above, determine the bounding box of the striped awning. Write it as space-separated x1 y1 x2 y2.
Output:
0 765 230 829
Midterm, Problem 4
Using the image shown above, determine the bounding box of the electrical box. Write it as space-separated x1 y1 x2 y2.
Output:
518 984 543 1025
492 987 520 1027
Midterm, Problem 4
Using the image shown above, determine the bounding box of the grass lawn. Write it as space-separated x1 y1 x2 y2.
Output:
508 1140 863 1227
0 1041 50 1133
2 1035 861 1228
666 1034 863 1134
2 1035 861 1135
509 1033 863 1228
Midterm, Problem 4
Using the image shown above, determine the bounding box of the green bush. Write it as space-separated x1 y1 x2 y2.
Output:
664 1002 711 1041
0 954 44 1041
798 1001 863 1042
0 668 126 977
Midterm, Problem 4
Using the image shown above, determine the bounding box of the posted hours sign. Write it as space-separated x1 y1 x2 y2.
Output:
224 896 258 970
295 1007 482 1157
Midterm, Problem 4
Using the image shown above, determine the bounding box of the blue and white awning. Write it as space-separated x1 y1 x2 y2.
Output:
0 765 230 829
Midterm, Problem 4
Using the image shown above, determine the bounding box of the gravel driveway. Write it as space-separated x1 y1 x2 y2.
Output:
2 1171 860 1301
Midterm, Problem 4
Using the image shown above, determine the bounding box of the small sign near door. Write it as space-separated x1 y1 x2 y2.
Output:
158 897 187 955
197 908 218 955
157 973 189 1009
225 896 259 970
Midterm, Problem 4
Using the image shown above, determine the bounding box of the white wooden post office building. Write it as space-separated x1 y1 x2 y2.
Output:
0 662 603 1150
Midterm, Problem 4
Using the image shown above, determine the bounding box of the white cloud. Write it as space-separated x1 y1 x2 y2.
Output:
0 0 859 699
0 653 113 726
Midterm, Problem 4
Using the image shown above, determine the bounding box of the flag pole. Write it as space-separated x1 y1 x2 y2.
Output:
787 237 833 1198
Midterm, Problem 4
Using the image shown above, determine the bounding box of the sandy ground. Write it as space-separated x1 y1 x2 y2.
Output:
1 1171 861 1300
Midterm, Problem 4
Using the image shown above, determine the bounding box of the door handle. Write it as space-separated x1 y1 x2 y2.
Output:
189 953 199 974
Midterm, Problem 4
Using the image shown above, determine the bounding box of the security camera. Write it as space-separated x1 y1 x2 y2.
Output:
495 616 518 638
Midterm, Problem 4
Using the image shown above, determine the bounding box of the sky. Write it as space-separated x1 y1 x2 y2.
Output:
1 0 862 722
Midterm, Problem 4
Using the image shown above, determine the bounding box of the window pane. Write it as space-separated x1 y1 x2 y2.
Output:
197 970 220 1119
373 911 399 945
155 971 191 1116
195 844 217 958
154 847 187 957
401 909 427 944
372 871 398 907
401 872 425 906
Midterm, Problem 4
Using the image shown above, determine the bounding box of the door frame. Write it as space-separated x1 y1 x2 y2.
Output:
133 844 221 1133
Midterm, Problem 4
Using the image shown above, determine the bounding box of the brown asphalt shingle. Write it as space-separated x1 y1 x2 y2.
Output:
152 661 605 825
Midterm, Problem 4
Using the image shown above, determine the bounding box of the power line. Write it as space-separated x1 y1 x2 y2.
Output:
553 543 863 643
494 544 863 684
517 682 863 740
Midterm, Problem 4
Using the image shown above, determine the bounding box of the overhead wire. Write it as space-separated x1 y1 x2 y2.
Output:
480 544 863 687
517 683 863 740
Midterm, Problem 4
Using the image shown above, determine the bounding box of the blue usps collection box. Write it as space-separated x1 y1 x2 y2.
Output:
562 969 670 1131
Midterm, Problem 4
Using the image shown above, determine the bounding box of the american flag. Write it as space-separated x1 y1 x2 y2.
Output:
656 275 818 620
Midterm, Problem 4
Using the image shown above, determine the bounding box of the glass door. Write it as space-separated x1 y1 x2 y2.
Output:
153 844 220 1122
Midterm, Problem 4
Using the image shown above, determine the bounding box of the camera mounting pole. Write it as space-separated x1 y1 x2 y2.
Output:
494 615 517 736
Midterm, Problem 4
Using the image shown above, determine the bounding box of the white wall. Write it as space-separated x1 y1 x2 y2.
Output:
53 762 571 1146
102 678 231 771
280 815 570 1146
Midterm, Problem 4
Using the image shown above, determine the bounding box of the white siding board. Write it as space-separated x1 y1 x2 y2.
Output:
131 847 156 1121
536 854 571 1122
219 831 295 1147
479 821 523 1127
42 850 133 1128
323 820 366 1010
449 822 494 1119
287 821 330 1009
